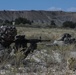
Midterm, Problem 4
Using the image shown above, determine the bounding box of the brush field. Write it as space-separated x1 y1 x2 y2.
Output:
0 27 76 75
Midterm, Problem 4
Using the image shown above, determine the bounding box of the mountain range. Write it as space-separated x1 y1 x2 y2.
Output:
0 10 76 26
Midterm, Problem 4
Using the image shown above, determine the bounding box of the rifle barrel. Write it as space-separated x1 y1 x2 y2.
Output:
26 39 51 43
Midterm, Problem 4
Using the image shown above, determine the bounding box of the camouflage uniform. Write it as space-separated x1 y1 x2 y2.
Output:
0 25 17 61
0 25 17 47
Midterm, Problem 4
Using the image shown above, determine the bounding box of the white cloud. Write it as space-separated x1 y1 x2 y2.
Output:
10 9 16 11
48 7 62 11
67 7 76 12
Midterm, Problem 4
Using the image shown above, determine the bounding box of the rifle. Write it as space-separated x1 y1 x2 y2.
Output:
13 35 51 58
26 38 51 43
14 35 51 52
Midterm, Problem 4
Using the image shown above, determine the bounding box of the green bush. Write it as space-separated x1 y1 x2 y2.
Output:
50 20 56 28
63 21 76 28
15 17 31 25
4 20 12 24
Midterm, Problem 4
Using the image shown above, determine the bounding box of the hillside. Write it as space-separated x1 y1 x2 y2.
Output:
0 10 76 26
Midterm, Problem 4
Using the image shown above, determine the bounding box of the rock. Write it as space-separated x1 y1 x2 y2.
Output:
52 51 62 63
67 51 76 71
32 55 41 62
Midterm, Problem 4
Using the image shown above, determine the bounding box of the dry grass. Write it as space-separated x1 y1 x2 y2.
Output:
0 27 76 75
17 27 76 40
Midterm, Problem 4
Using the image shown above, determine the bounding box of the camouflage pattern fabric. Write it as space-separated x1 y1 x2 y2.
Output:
0 25 17 47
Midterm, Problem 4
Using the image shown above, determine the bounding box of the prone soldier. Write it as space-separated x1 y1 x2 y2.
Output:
14 35 50 58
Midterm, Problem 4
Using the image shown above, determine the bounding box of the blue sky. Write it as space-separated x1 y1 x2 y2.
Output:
0 0 76 11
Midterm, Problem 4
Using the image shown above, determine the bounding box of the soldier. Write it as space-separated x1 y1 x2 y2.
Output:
60 33 71 41
0 25 17 48
14 35 27 51
0 25 17 62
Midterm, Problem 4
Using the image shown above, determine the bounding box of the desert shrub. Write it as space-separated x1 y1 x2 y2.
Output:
15 17 31 25
50 20 56 28
62 21 76 28
0 19 3 23
4 20 12 24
